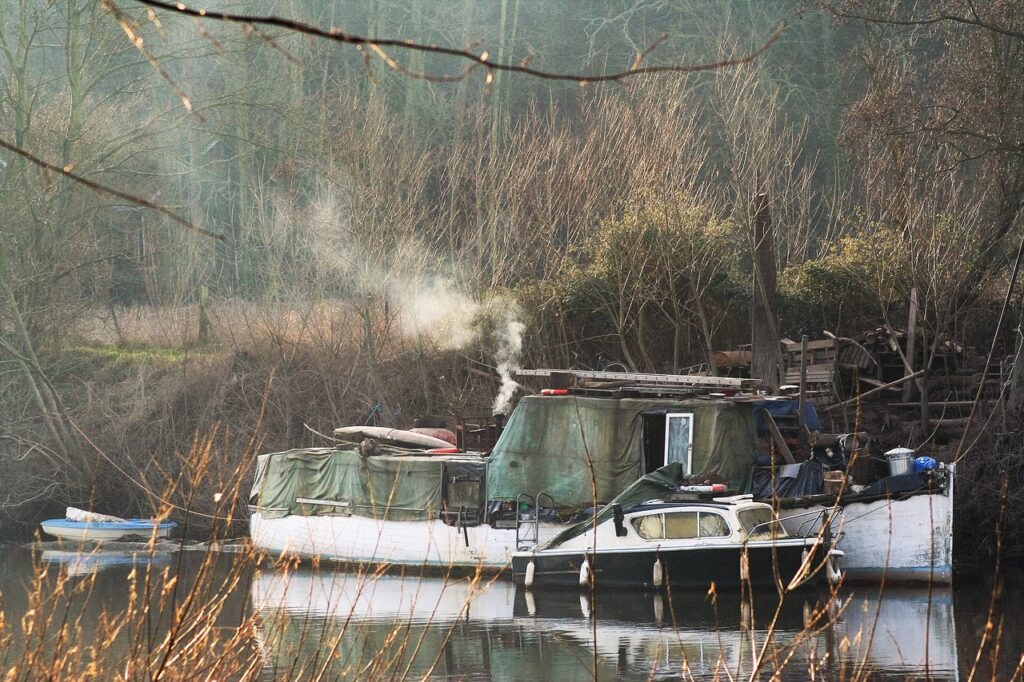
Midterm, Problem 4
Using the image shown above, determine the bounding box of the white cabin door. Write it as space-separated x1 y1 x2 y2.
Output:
664 413 694 473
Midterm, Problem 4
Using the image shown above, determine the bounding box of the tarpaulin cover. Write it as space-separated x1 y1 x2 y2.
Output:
539 463 688 549
750 460 824 499
255 447 452 521
752 399 822 434
485 396 759 509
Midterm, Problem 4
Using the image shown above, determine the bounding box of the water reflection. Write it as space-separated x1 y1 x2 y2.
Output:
41 548 172 576
250 568 960 681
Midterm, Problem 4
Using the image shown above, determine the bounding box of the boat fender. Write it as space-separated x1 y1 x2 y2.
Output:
524 589 537 616
740 551 750 582
525 560 536 588
579 557 591 587
826 553 843 585
579 594 591 618
652 558 664 588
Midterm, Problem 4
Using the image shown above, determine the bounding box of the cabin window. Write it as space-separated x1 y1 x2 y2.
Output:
633 514 664 540
440 461 486 527
698 512 731 538
664 413 694 473
664 512 698 539
633 511 730 540
737 507 787 540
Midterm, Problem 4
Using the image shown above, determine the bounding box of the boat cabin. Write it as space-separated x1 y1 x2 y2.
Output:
511 480 833 590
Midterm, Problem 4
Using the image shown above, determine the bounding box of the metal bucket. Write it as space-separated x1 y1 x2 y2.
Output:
884 448 915 477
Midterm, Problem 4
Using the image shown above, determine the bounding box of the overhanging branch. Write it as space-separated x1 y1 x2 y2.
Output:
128 0 787 83
0 137 222 241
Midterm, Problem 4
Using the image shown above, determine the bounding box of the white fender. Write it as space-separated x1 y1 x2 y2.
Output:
524 589 537 616
827 551 843 585
579 557 591 587
524 560 536 588
652 558 664 588
740 551 750 582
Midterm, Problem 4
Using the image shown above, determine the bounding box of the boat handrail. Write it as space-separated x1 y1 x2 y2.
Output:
796 508 829 538
745 518 788 540
745 506 828 541
515 493 537 550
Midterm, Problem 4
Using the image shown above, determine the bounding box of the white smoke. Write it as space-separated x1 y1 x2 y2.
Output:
392 276 480 350
395 284 526 414
289 184 528 411
492 305 525 415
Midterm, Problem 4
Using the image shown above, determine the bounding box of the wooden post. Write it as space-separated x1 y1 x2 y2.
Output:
197 285 210 343
751 193 779 392
902 288 918 402
1000 357 1008 434
919 367 929 433
798 334 808 447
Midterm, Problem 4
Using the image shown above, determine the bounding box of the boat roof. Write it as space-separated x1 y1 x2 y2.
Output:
626 499 768 514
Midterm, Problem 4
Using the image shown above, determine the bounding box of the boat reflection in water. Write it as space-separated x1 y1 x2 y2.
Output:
41 549 172 577
250 568 959 681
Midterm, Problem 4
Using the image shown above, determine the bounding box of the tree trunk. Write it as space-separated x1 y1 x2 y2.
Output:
751 193 779 391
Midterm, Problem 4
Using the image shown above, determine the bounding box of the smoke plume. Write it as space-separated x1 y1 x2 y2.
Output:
492 306 526 416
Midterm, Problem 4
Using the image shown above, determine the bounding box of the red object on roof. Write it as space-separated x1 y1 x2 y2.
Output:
410 427 457 445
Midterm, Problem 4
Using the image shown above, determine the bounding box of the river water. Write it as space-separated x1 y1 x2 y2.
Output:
0 545 1018 680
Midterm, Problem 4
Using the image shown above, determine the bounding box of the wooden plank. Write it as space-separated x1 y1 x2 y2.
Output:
783 339 836 353
929 417 970 428
516 369 755 388
758 409 796 464
857 376 894 389
889 400 985 409
798 335 808 447
786 368 835 378
903 288 918 401
825 370 926 412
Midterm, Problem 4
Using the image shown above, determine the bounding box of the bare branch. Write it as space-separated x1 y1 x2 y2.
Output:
130 0 787 83
823 2 1024 43
0 136 222 241
104 0 205 121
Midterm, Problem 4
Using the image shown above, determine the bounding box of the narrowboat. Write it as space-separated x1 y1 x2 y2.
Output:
248 369 953 583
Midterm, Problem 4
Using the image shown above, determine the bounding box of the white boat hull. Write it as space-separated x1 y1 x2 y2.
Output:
40 521 175 542
249 512 562 569
778 479 954 584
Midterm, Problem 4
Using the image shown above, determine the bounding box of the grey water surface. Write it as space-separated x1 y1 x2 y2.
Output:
0 545 1017 680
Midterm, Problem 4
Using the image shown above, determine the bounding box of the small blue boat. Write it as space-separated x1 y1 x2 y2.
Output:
40 512 177 542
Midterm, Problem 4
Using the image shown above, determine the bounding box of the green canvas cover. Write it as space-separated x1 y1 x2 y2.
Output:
256 447 448 521
540 463 687 549
485 396 758 509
